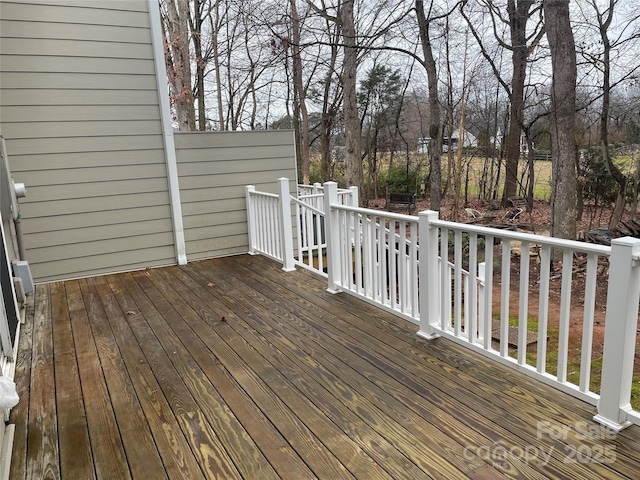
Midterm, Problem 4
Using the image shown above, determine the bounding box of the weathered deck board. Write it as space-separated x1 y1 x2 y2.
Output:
68 279 131 480
50 282 94 480
108 272 313 480
10 293 33 480
26 282 59 480
10 254 640 479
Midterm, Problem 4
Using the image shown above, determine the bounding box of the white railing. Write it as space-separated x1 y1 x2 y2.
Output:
292 196 327 275
247 179 640 431
246 179 294 270
293 183 358 275
420 213 611 400
297 183 354 205
327 202 421 323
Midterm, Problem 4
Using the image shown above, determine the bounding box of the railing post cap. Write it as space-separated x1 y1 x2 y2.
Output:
419 210 439 219
611 236 640 247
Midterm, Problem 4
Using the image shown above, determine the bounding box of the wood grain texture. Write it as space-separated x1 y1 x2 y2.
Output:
110 273 314 480
49 282 94 480
9 292 33 480
68 280 131 480
135 268 349 479
25 284 60 480
113 272 243 480
83 277 169 480
10 255 640 480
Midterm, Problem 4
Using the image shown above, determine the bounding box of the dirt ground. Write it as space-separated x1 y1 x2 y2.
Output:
369 195 640 386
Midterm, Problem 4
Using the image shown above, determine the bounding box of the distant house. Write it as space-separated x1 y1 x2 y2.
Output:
417 129 478 154
445 129 478 152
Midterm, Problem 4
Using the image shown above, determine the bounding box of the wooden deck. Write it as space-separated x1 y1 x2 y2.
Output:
9 254 640 479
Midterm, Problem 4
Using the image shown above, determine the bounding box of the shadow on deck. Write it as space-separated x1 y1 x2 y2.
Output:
10 254 640 479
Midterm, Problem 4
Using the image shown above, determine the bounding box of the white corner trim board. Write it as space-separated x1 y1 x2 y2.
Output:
148 0 188 266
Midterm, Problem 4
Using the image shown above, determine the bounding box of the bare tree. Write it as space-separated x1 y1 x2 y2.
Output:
188 0 211 130
161 0 196 130
290 0 312 183
545 0 577 241
576 0 640 227
461 0 545 206
341 0 363 196
210 0 225 129
416 0 443 211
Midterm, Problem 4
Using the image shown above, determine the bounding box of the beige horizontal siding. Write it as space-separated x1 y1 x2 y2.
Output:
5 136 164 155
21 176 169 203
2 38 154 59
18 164 168 186
20 192 170 218
175 130 298 261
0 89 161 106
1 56 156 74
25 219 174 250
175 145 296 164
0 2 151 26
181 197 246 216
0 19 152 43
0 0 176 282
0 72 158 90
7 0 149 12
13 150 166 170
2 120 165 139
180 171 295 190
1 105 161 123
31 247 175 284
24 205 172 234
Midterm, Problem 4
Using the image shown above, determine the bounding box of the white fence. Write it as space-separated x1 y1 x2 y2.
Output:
292 183 357 276
246 179 640 431
246 179 294 270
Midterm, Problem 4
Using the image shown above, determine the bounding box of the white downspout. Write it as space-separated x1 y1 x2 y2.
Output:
148 0 187 265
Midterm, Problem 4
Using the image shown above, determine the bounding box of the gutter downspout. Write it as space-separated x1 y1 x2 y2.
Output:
148 0 187 265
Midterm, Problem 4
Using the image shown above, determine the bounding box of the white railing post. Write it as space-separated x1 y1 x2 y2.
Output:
245 185 257 255
349 186 359 207
278 178 296 272
323 181 341 294
417 210 440 339
478 262 486 344
594 237 640 431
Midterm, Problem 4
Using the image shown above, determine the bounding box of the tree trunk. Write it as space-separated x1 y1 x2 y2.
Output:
502 0 532 206
545 0 577 241
212 0 224 130
596 0 627 228
162 0 195 131
291 0 311 184
320 36 339 183
526 135 535 210
416 0 442 211
191 0 206 130
341 1 362 197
